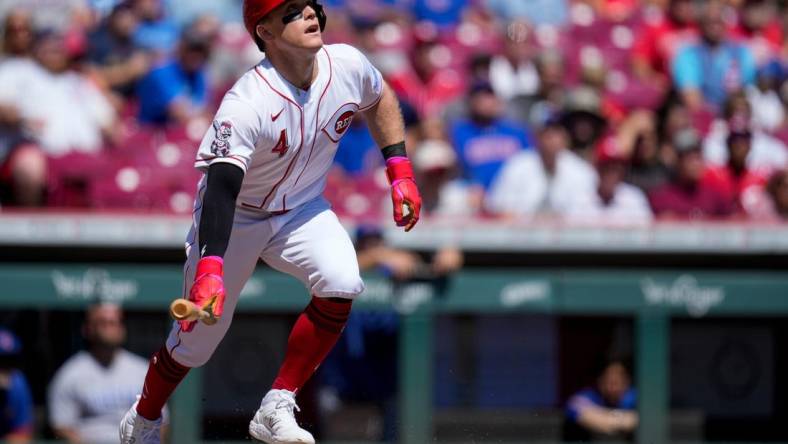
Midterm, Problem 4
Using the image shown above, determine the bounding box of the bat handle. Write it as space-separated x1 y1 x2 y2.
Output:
169 299 217 325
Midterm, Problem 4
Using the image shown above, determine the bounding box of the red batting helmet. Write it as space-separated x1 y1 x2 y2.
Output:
243 0 327 50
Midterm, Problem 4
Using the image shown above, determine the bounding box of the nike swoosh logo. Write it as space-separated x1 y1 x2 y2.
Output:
272 109 284 122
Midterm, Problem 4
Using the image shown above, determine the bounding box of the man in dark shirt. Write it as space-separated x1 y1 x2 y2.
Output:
649 128 734 219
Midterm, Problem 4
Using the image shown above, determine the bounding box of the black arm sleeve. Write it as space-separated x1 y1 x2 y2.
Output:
197 163 245 258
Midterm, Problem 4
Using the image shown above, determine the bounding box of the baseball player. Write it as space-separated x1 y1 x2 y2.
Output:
119 1 422 443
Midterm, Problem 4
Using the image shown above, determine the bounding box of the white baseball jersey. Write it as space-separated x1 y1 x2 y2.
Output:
166 44 380 368
194 43 384 213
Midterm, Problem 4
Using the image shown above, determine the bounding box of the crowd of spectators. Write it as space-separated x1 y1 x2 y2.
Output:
1 0 788 223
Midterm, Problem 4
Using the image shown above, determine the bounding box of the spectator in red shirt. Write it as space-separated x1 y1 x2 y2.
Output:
703 127 768 215
649 128 735 219
632 0 698 85
386 39 465 117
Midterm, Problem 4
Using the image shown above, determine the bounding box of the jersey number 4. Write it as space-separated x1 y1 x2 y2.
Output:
272 129 289 157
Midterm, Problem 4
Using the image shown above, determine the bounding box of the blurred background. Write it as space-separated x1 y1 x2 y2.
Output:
0 0 787 442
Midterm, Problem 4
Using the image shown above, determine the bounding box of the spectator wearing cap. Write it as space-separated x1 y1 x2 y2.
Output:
0 328 33 443
413 137 475 216
632 0 698 84
703 91 788 172
746 61 785 131
565 135 652 225
136 23 214 125
672 0 757 111
561 86 607 158
649 128 735 219
486 118 596 218
450 82 533 201
703 126 769 216
87 2 151 99
48 303 161 444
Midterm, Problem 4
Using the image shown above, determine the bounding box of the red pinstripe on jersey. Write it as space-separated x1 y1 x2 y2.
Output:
292 48 333 190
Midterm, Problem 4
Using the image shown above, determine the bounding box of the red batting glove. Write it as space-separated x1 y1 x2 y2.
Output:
386 157 422 232
180 256 226 332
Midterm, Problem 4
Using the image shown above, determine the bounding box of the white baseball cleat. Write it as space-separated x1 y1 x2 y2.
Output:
249 389 315 444
119 398 162 444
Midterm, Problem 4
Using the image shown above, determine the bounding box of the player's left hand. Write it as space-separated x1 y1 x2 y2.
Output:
390 177 421 231
386 157 422 231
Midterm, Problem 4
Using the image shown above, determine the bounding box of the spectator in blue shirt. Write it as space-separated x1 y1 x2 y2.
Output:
672 0 756 111
565 358 638 441
132 0 179 54
0 328 33 443
485 0 569 26
450 82 533 196
136 27 212 125
412 0 466 28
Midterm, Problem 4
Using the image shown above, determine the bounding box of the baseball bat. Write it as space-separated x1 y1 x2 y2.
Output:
169 299 218 325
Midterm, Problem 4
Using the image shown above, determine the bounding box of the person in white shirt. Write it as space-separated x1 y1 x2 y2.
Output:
48 303 159 444
486 118 596 218
565 135 653 225
0 30 117 157
489 20 540 102
703 92 787 172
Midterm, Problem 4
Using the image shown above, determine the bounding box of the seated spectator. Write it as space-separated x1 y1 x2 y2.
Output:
484 0 569 26
762 169 788 220
0 29 117 156
131 0 179 55
649 128 735 219
565 135 652 225
48 303 159 444
672 0 756 111
623 110 671 192
703 92 788 172
730 0 783 68
1 8 34 61
564 358 638 441
632 0 697 84
703 126 769 216
488 21 540 102
136 26 213 126
87 2 151 98
412 138 474 217
450 82 533 198
486 118 596 218
386 39 465 117
0 10 45 207
746 61 785 131
0 328 33 443
561 86 608 159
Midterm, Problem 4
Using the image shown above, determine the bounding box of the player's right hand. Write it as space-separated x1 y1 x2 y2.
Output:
180 256 226 332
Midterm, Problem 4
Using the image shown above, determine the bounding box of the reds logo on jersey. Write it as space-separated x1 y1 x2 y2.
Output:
322 103 359 143
211 121 233 157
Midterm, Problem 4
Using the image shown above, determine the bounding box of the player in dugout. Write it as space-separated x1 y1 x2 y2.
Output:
119 1 422 443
